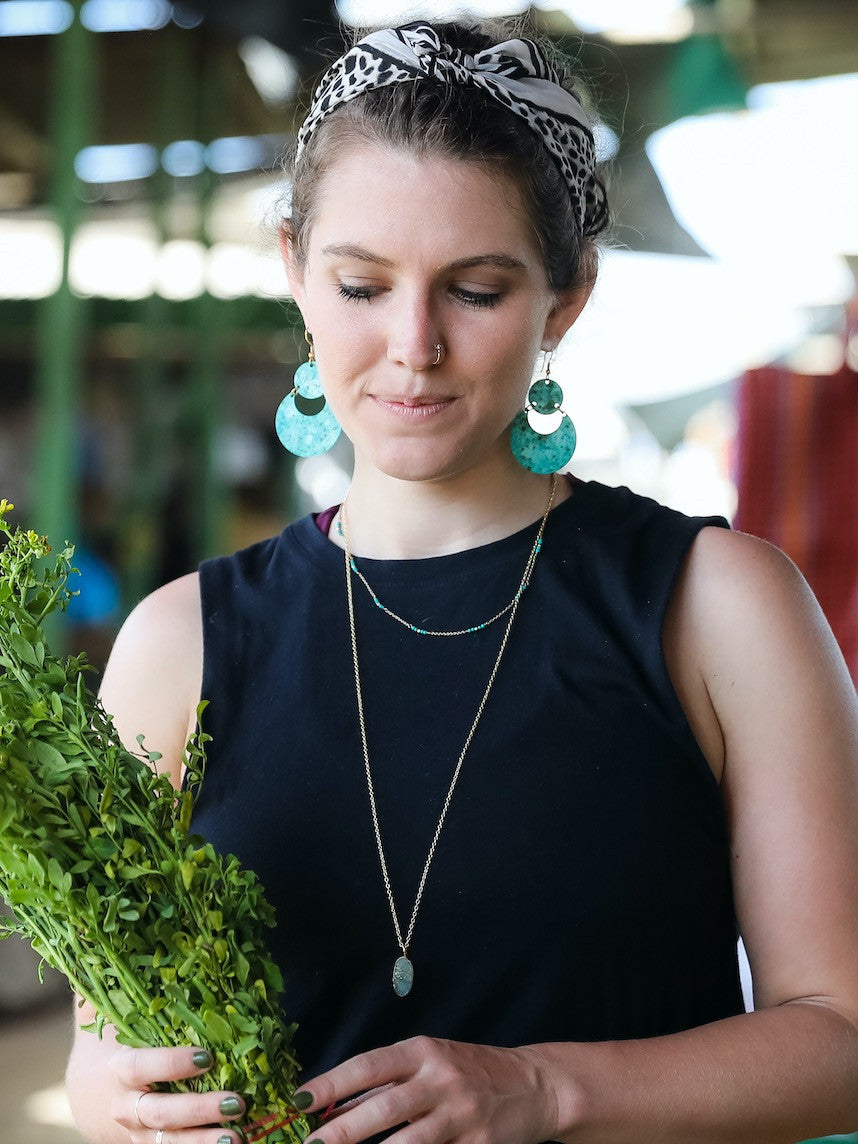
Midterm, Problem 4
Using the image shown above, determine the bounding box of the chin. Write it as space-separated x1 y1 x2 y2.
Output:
364 441 476 484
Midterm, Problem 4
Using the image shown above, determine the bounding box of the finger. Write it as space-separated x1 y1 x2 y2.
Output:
128 1131 241 1144
296 1040 421 1112
307 1082 429 1144
116 1089 246 1134
111 1045 216 1090
322 1082 397 1120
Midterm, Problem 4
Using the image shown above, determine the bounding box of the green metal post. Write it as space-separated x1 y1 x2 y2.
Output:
187 42 225 563
33 2 93 583
121 28 191 607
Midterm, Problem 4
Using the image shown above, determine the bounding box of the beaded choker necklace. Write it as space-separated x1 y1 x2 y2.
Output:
340 474 557 995
338 482 553 638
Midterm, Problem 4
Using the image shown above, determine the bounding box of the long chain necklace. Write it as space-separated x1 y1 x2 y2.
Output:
341 474 557 996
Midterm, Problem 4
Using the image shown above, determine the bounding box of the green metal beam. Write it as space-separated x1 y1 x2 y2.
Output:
33 2 93 567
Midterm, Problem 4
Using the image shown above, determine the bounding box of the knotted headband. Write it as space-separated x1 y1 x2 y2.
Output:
295 21 607 237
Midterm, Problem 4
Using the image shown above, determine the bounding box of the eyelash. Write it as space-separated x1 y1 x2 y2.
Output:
336 283 502 310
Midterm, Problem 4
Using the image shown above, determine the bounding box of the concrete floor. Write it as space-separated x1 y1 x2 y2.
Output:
0 998 84 1144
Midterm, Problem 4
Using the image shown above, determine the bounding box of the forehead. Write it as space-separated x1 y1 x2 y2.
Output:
306 144 545 271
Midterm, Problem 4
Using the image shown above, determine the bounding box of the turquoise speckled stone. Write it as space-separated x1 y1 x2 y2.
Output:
510 410 576 475
275 391 341 457
293 360 324 398
527 377 564 414
392 956 414 997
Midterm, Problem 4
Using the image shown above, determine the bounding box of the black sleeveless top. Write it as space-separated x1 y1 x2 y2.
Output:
194 479 744 1086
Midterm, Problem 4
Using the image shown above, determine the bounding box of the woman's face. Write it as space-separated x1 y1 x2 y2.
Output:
284 144 588 484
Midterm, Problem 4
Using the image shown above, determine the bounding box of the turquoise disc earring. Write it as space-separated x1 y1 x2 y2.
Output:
510 366 576 475
275 331 341 457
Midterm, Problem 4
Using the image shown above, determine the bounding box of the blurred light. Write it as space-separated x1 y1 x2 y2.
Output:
74 143 159 183
537 0 691 40
239 37 300 105
162 139 206 177
0 219 62 297
171 1 202 28
253 250 291 299
785 334 847 376
156 239 205 299
336 0 528 24
81 0 171 31
593 122 620 162
747 70 858 112
0 0 72 35
554 249 819 405
207 243 258 298
69 222 158 298
24 1083 76 1128
206 177 288 244
205 135 280 175
296 454 351 511
648 75 858 258
216 425 270 483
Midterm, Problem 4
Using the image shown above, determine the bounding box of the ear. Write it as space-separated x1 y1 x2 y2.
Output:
541 280 594 351
279 223 307 312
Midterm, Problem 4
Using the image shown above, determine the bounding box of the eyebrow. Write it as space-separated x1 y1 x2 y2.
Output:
320 242 527 274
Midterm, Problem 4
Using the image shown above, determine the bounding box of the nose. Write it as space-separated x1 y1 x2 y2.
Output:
386 289 443 372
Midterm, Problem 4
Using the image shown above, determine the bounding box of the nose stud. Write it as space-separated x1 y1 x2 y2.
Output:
433 343 444 367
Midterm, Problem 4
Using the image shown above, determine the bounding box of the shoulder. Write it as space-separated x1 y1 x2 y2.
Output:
99 573 202 786
665 526 857 780
678 526 841 679
118 570 202 642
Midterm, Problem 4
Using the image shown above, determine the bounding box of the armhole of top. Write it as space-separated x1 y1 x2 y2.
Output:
188 558 221 792
657 518 729 789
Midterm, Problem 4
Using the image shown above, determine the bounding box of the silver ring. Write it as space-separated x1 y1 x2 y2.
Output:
155 1130 165 1144
134 1092 148 1127
433 343 443 366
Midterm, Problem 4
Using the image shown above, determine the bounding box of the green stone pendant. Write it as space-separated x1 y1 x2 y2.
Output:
392 956 414 997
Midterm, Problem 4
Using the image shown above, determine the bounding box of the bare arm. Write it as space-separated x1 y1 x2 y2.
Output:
65 575 244 1144
292 529 858 1144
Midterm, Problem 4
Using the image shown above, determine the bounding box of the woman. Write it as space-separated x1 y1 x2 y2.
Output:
66 18 858 1144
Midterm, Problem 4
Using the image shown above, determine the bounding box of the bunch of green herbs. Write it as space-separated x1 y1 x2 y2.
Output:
0 500 315 1144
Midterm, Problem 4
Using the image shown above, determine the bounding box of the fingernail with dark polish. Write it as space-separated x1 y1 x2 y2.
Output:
292 1091 313 1110
193 1049 213 1070
219 1096 244 1117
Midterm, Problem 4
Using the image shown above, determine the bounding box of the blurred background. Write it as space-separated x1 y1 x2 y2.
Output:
0 0 855 1141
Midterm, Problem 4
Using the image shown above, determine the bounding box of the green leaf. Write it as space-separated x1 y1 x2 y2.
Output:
6 632 39 668
29 739 68 774
203 1009 233 1045
234 950 250 986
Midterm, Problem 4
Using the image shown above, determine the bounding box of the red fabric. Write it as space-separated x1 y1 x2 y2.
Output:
734 363 858 682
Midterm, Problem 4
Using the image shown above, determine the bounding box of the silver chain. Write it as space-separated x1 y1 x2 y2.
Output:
341 474 557 962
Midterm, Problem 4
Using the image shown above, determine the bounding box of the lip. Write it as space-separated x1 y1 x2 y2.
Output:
370 394 457 418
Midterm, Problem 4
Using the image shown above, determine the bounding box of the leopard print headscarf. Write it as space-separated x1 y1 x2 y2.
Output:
295 21 607 238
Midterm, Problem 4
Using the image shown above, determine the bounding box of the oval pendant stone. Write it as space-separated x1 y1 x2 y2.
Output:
392 956 414 997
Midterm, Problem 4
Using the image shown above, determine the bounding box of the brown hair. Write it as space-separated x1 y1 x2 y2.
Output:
283 19 610 293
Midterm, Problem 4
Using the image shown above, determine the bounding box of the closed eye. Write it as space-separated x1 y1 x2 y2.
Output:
452 287 502 310
336 282 503 309
337 283 381 303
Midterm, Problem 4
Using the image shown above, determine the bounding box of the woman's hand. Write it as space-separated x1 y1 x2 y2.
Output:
108 1045 246 1144
292 1035 563 1144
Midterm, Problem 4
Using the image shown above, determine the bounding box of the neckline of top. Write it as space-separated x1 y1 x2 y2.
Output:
290 475 605 581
